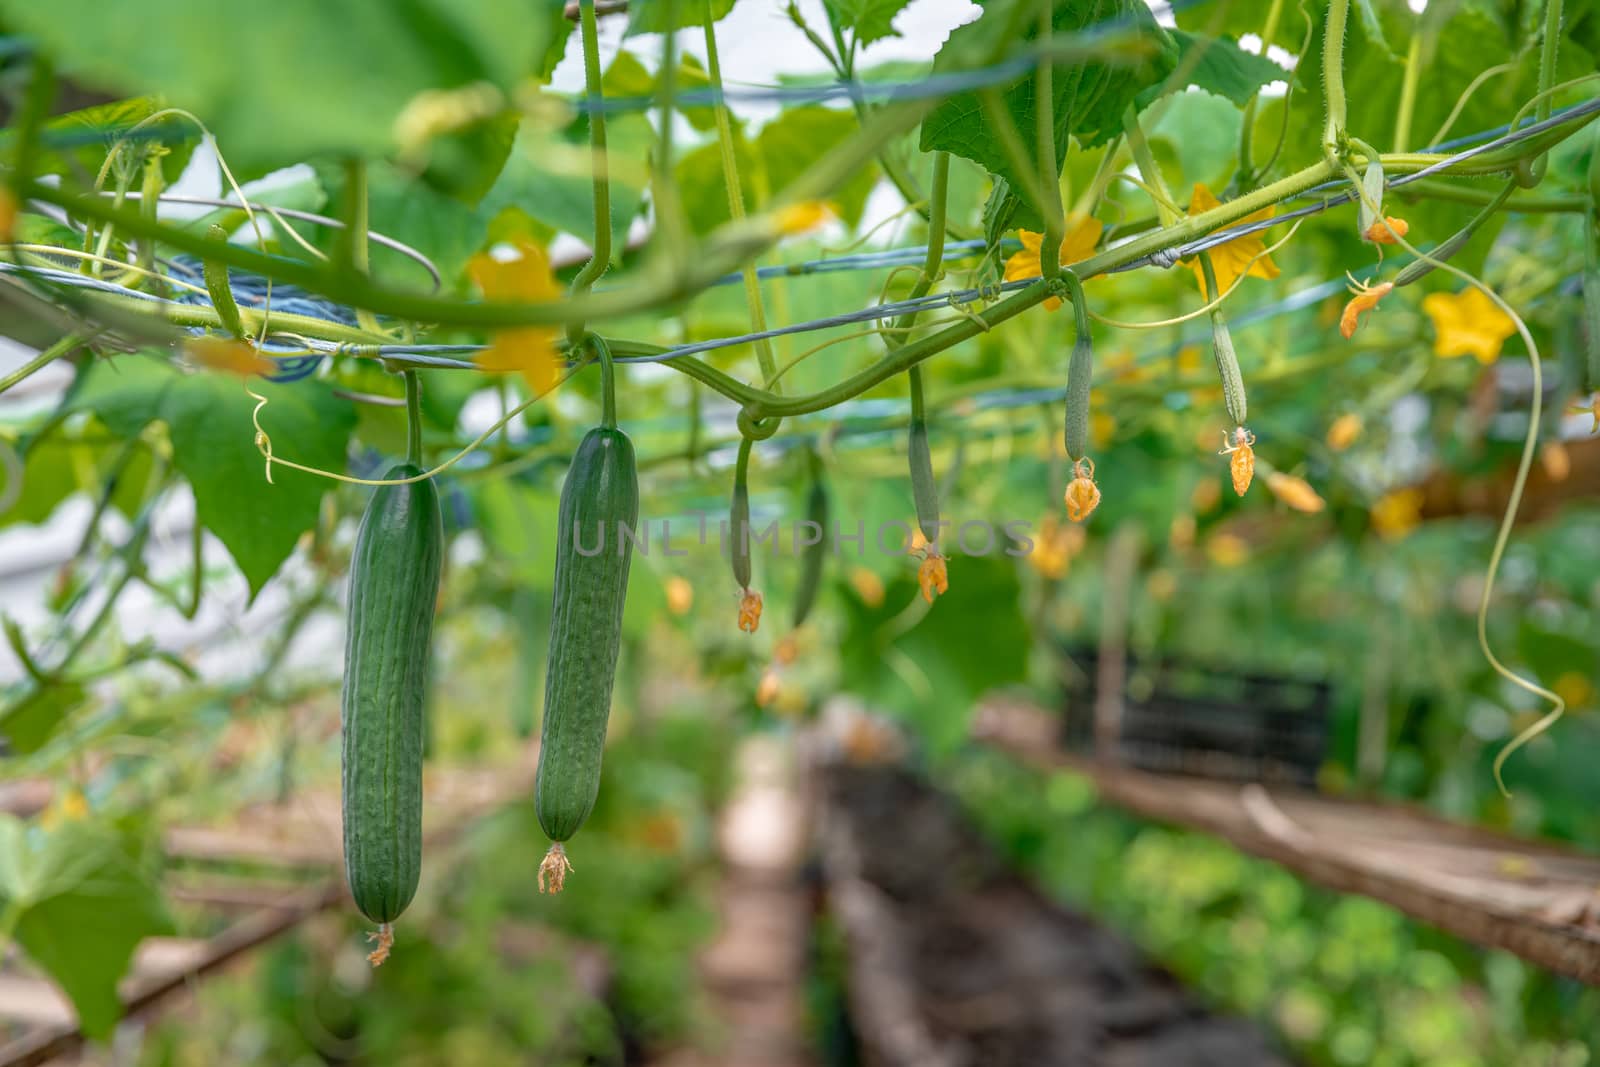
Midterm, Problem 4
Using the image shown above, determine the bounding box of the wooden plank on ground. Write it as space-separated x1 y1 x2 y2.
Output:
973 698 1600 986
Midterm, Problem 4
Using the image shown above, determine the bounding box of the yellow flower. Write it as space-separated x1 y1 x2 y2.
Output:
775 200 835 236
1422 287 1516 364
774 632 799 666
1266 471 1325 513
187 337 275 378
1221 427 1255 496
1540 441 1571 483
1175 344 1203 375
468 239 562 393
1184 184 1279 294
1190 478 1222 514
1003 214 1103 310
1371 488 1424 541
1090 411 1117 449
1553 671 1593 710
848 566 885 608
1206 533 1251 567
756 667 782 708
1326 413 1362 451
665 577 693 616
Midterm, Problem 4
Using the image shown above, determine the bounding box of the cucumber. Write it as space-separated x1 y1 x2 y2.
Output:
342 462 444 935
535 426 639 851
792 457 829 630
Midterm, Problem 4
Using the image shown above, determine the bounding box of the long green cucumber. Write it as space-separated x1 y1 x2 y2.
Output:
342 462 443 929
535 426 639 847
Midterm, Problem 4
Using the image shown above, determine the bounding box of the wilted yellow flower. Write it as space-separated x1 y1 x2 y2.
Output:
1221 427 1255 496
1422 287 1516 364
1266 471 1325 513
775 200 835 236
737 588 763 633
1206 533 1251 567
774 632 799 666
917 551 949 604
1003 214 1103 310
1064 459 1101 522
665 577 694 616
1184 184 1279 294
1190 478 1222 514
1339 279 1392 340
1363 216 1409 245
848 567 885 608
1326 413 1362 451
1371 488 1424 541
1169 513 1196 549
468 239 562 393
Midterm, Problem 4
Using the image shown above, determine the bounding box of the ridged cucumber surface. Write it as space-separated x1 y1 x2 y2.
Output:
536 427 639 842
342 463 444 925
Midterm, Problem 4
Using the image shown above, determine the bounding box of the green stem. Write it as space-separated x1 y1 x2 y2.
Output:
23 104 1583 336
136 155 163 294
340 158 384 336
404 370 423 465
1035 0 1063 282
1322 0 1351 163
1123 107 1179 227
593 335 618 428
890 152 950 343
1521 0 1564 185
1393 178 1586 213
652 0 687 254
569 0 614 346
1393 31 1422 152
704 1 779 391
0 333 90 396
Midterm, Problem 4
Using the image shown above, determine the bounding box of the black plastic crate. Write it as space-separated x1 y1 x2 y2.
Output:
1058 644 1332 789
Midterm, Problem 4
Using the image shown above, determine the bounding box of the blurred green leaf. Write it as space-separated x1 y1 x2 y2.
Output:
0 813 171 1039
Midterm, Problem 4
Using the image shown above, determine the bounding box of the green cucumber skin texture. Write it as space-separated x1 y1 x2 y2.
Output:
792 478 829 629
536 427 639 842
342 463 444 925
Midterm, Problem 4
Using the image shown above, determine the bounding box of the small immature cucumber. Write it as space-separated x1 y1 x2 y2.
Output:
792 456 829 630
730 438 753 590
907 367 940 544
1063 333 1093 462
342 463 444 927
535 426 639 844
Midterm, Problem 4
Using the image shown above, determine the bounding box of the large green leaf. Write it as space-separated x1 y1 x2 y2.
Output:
66 356 355 597
825 0 915 45
0 814 171 1039
0 97 196 186
1138 31 1287 108
480 106 653 264
626 0 735 34
0 0 569 172
919 0 1178 231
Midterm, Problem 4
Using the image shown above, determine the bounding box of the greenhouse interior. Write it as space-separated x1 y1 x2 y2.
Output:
2 0 1600 1063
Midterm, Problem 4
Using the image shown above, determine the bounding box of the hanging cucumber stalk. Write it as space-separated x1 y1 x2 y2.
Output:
731 437 763 632
1060 273 1101 522
535 338 638 893
758 448 829 709
342 371 443 966
1199 255 1254 495
907 366 948 602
